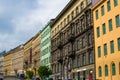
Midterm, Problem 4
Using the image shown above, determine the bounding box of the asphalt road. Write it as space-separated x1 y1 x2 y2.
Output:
4 76 22 80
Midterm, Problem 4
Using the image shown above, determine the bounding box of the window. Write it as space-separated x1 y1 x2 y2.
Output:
109 19 113 31
76 7 79 15
83 54 86 65
114 0 118 6
88 34 92 45
96 10 99 19
86 13 91 25
104 44 108 56
102 23 106 34
107 1 111 11
116 15 120 27
110 41 114 53
117 38 120 51
112 63 116 75
98 46 101 57
72 59 76 68
81 17 85 30
71 11 74 19
101 5 105 16
97 27 100 37
83 71 86 78
105 65 108 76
67 15 70 23
81 2 84 10
78 72 80 80
64 19 66 26
76 22 79 34
89 51 93 64
82 37 86 48
99 66 102 77
77 55 80 67
77 40 80 50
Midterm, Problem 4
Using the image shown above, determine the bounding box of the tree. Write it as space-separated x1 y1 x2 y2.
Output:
38 66 52 80
26 70 34 79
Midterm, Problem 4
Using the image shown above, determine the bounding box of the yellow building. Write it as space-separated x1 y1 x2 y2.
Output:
24 37 34 71
3 51 12 76
92 0 120 80
32 31 41 76
11 45 24 76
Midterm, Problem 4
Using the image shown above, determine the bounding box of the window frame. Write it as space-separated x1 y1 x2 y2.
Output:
107 0 111 11
101 5 105 16
109 19 113 31
102 23 106 34
114 0 118 7
110 40 114 53
105 65 108 76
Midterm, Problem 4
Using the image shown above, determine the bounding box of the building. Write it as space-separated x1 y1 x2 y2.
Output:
11 45 24 76
0 51 6 74
40 20 53 67
92 0 120 80
23 37 34 72
32 31 41 76
3 51 12 76
51 0 95 80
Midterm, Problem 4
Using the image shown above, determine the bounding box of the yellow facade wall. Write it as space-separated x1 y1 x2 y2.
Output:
92 0 120 80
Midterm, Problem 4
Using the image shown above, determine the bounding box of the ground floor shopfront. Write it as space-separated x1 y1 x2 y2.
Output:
51 64 95 80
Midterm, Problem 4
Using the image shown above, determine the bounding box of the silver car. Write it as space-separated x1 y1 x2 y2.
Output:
0 73 3 80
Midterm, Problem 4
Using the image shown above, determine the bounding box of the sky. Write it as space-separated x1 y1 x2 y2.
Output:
0 0 70 51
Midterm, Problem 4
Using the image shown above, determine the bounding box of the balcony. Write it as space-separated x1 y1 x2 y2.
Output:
68 51 75 59
68 33 75 42
57 41 63 49
57 56 63 64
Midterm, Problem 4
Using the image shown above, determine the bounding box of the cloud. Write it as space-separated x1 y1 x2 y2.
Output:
0 0 70 51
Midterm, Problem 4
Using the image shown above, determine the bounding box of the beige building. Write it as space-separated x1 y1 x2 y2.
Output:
3 51 12 76
3 45 24 76
23 37 34 71
51 0 94 80
11 45 24 76
32 32 41 76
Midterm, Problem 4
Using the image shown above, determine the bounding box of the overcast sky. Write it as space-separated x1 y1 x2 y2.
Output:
0 0 70 51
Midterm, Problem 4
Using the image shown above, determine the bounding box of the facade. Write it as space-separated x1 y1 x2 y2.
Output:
3 51 12 76
51 0 95 80
11 45 24 76
23 37 33 72
0 51 6 74
40 20 53 67
92 0 120 80
32 31 41 76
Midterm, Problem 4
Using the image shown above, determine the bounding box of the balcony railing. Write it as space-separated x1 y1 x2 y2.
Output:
68 51 75 59
68 33 75 42
57 56 63 64
57 41 63 49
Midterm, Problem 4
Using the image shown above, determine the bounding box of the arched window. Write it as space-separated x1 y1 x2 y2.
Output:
105 65 108 76
112 63 116 75
99 66 102 77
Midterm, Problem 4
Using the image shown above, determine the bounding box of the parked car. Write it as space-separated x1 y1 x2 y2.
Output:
0 73 3 80
32 77 40 80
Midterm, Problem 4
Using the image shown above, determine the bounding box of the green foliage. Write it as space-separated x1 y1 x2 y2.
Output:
38 66 52 80
26 70 34 79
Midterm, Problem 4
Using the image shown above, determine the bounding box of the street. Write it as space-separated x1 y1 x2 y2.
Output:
4 76 21 80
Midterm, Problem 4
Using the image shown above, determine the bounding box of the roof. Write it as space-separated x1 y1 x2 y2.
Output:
41 19 54 33
51 0 76 28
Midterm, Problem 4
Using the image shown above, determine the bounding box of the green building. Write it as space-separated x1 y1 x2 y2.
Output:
40 20 53 67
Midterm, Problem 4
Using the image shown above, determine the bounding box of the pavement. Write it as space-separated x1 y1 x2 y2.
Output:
4 76 23 80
